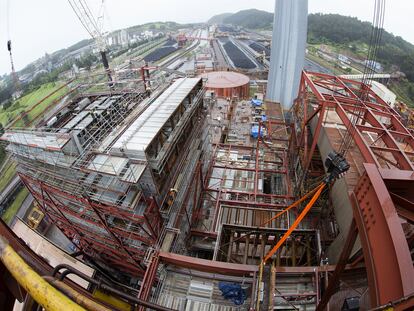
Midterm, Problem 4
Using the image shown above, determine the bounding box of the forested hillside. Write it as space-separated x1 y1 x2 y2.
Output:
208 13 232 25
209 10 414 83
308 14 414 82
214 9 273 30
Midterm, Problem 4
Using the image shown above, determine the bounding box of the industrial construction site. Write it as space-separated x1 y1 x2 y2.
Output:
0 0 413 311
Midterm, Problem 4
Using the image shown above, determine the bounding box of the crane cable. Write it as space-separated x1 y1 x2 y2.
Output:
339 0 386 157
67 0 95 38
216 178 327 251
262 182 326 264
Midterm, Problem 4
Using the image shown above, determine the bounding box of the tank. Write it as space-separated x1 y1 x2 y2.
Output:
201 71 250 99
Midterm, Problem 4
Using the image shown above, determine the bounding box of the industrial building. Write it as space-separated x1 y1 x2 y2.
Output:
0 0 413 310
2 67 413 310
2 77 205 277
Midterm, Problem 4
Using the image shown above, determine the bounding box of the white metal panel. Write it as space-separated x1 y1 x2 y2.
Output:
111 77 201 158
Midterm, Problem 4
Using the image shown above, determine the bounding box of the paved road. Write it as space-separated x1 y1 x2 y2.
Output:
212 39 228 68
304 58 332 75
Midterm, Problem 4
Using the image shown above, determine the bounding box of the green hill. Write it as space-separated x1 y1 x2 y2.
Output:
224 9 273 29
308 14 414 82
210 10 414 84
208 13 232 24
209 9 273 30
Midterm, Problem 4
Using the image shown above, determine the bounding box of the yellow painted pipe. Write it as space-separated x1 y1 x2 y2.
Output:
43 277 113 311
0 237 86 311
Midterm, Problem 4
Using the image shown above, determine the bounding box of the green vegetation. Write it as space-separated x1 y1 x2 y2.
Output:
0 146 6 167
0 162 16 193
208 13 233 24
0 82 67 127
210 9 273 30
1 188 29 225
308 14 414 82
389 80 414 106
211 10 414 106
211 10 414 82
127 21 180 33
307 14 414 106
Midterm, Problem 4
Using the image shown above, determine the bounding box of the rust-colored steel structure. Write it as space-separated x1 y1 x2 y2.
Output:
2 77 205 279
294 71 414 308
19 173 162 276
192 130 293 238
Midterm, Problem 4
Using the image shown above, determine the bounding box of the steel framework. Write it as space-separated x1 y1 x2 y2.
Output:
192 117 293 236
293 71 414 308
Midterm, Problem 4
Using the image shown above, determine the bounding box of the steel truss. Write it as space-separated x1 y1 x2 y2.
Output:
294 71 414 308
19 173 163 276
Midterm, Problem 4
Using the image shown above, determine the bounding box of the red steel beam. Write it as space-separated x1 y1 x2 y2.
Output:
296 72 414 309
137 252 160 311
159 251 257 276
351 163 414 307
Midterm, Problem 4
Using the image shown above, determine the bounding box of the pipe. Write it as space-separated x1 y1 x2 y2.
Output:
43 277 112 311
0 237 86 311
53 264 175 311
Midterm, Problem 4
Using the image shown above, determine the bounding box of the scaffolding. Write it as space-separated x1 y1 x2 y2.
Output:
2 76 206 277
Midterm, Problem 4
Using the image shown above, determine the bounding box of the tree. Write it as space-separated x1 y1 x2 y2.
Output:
3 100 13 110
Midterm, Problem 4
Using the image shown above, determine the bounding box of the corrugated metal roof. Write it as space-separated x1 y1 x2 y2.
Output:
111 77 201 157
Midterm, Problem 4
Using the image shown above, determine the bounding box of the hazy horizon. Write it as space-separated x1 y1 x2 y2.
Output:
0 0 412 76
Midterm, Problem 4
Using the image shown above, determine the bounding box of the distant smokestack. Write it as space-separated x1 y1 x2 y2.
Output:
266 0 308 109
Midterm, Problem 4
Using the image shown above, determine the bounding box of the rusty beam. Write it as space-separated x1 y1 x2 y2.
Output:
159 251 257 276
351 164 414 307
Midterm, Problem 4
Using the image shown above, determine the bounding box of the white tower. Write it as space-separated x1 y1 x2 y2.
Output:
266 0 308 109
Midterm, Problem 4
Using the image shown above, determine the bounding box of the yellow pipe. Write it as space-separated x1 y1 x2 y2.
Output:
0 237 86 311
43 277 113 311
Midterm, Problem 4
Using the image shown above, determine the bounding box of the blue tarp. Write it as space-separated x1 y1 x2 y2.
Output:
261 115 267 122
251 98 263 107
251 125 259 138
218 282 247 305
251 125 264 138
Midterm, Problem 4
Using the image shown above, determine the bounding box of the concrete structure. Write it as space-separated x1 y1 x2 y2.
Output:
266 0 308 109
201 71 250 98
12 218 94 288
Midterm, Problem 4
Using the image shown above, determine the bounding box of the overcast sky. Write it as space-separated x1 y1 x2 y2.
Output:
0 0 412 75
